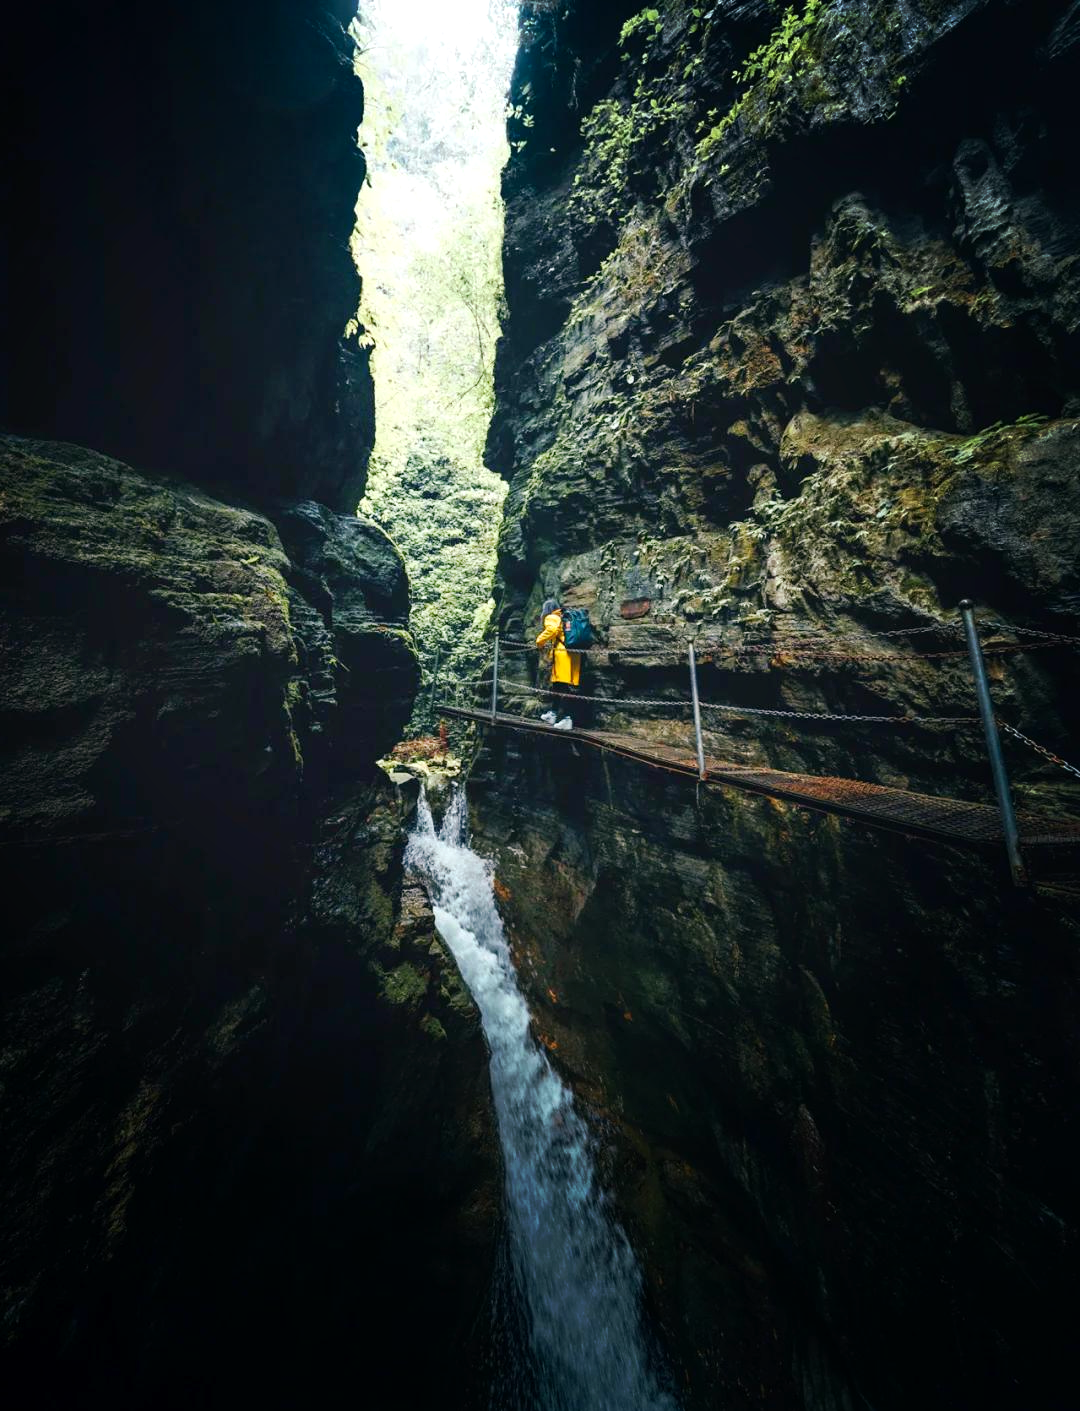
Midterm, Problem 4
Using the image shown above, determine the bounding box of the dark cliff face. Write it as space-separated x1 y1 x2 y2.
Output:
4 0 372 511
477 1 1080 1407
1 8 500 1403
472 734 1078 1411
0 435 499 1406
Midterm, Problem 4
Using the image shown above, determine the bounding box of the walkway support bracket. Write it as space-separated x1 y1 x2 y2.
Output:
959 600 1026 888
491 634 500 725
688 643 707 781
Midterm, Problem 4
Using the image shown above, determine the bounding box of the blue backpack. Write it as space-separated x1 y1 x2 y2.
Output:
562 607 595 649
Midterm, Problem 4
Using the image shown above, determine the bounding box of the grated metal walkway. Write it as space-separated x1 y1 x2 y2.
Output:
441 705 1080 856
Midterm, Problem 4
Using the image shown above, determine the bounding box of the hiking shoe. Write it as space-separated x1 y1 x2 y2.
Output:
540 710 557 724
554 716 573 731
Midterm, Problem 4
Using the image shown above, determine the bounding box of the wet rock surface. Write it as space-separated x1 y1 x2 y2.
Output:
472 738 1078 1411
273 495 419 794
0 435 418 851
0 435 497 1406
475 1 1080 1407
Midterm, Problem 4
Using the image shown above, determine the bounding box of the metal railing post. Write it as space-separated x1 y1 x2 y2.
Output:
491 634 500 724
427 647 441 720
959 599 1026 887
688 642 707 781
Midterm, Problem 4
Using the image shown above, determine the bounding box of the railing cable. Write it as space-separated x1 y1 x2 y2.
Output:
1001 723 1080 781
491 678 980 725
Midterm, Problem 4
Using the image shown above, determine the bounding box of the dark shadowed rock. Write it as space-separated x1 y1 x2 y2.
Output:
275 498 411 619
272 497 419 792
0 435 494 1407
0 436 304 849
0 0 497 1402
3 0 373 511
0 435 418 848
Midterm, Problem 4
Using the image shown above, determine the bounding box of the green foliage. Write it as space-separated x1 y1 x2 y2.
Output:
353 0 515 733
697 0 826 160
378 961 428 1010
949 413 1048 465
620 8 663 47
570 89 690 227
570 99 634 225
693 0 916 165
573 1 730 229
363 455 505 732
740 0 824 87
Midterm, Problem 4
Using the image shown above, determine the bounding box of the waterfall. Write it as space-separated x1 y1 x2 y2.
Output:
406 790 677 1411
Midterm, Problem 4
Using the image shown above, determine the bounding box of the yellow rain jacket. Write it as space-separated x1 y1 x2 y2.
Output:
536 610 581 686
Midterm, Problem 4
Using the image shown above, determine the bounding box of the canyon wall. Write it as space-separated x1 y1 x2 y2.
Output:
2 7 498 1405
4 0 372 510
477 1 1080 1407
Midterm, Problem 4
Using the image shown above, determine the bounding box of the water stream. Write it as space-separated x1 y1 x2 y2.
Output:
406 790 676 1411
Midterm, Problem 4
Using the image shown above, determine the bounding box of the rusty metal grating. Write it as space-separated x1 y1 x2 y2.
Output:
441 707 1080 852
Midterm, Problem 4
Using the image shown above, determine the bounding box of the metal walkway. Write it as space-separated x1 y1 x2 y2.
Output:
441 706 1080 859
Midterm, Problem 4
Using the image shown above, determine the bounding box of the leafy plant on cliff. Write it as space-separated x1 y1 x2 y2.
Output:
948 413 1049 465
697 0 827 161
570 89 690 228
570 4 713 229
620 8 663 47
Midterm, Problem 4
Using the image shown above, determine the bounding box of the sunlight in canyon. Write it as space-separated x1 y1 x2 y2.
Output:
351 0 519 719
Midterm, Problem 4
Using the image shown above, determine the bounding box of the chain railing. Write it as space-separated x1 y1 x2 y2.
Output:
489 678 978 725
495 629 1070 670
320 611 1080 653
1001 724 1080 782
434 603 1079 888
985 622 1080 646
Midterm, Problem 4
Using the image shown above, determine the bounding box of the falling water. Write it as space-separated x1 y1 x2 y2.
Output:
406 790 677 1411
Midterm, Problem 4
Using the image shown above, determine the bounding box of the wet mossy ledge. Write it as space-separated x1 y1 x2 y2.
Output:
478 1 1080 1408
0 434 419 835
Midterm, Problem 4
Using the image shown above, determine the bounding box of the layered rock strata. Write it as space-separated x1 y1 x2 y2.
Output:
475 2 1080 1407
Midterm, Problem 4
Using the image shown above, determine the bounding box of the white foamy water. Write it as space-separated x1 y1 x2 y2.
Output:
405 790 677 1411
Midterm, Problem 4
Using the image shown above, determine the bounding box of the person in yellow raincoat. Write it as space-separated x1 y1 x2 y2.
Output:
536 598 582 728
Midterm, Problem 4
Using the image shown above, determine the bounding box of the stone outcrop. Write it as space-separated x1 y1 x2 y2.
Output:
0 434 417 862
475 2 1080 1407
